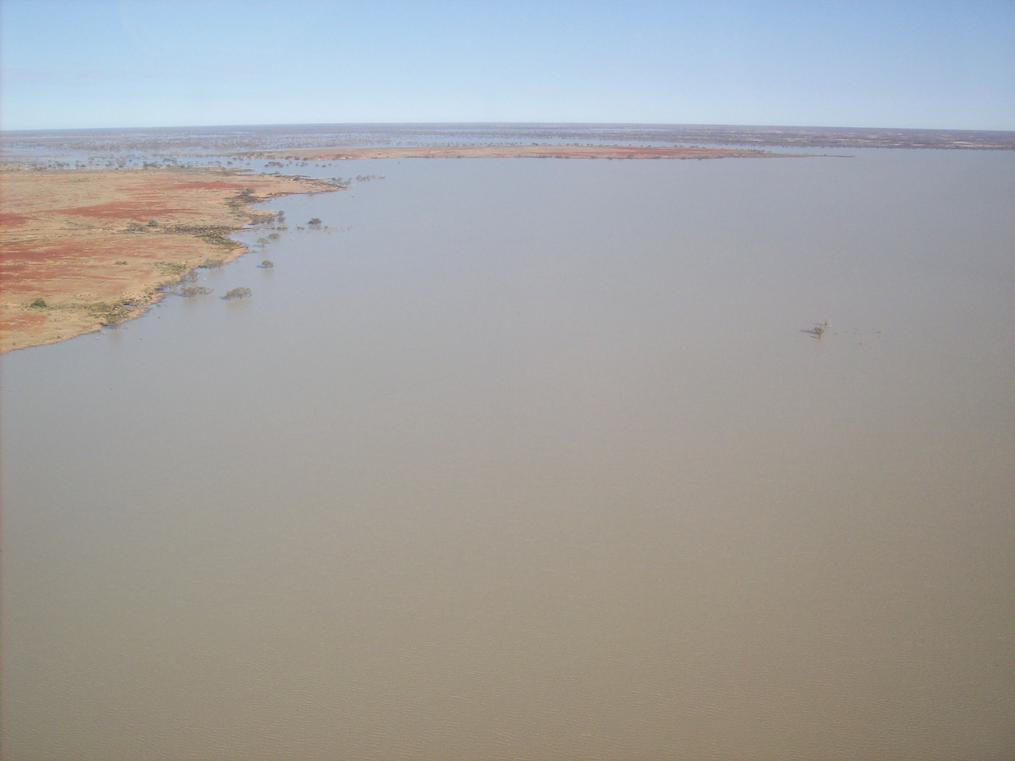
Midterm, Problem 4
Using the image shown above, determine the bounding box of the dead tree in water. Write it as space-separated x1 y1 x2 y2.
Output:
803 320 830 340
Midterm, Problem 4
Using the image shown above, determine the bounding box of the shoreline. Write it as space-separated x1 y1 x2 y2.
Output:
237 144 778 161
2 144 787 353
0 167 338 353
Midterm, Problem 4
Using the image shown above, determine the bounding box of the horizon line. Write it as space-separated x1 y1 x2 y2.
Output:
3 120 1015 136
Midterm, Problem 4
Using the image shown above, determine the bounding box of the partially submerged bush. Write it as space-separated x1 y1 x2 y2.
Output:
199 258 225 269
222 287 252 301
307 217 322 229
259 260 274 268
179 286 213 298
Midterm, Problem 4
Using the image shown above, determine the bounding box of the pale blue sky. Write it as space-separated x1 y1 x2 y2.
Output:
2 0 1013 131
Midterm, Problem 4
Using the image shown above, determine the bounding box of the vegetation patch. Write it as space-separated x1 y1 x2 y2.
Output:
178 285 213 298
226 188 260 215
155 261 188 276
88 299 135 326
222 287 252 300
165 223 238 248
259 259 274 268
29 297 48 309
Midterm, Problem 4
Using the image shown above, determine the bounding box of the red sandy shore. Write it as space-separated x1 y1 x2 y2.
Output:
0 168 335 352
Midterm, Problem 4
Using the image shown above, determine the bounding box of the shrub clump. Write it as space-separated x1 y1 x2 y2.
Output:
29 297 48 309
307 217 322 229
259 260 274 268
179 286 213 298
155 261 188 276
167 224 237 249
222 287 252 301
89 300 134 326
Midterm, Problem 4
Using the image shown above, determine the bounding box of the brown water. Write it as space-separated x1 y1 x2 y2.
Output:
2 152 1014 760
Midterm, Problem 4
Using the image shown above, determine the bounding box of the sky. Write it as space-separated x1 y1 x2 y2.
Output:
1 0 1014 131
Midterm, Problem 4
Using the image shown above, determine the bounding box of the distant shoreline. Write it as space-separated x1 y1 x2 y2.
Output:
236 145 777 161
3 123 1013 151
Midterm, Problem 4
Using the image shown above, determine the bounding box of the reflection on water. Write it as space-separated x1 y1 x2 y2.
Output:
2 152 1014 760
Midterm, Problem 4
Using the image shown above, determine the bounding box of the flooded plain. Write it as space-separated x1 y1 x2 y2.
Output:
2 151 1014 760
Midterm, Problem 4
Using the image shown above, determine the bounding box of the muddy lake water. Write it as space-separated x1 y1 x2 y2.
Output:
2 151 1014 760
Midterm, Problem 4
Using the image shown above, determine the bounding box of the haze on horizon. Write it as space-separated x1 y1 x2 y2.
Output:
2 0 1014 133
